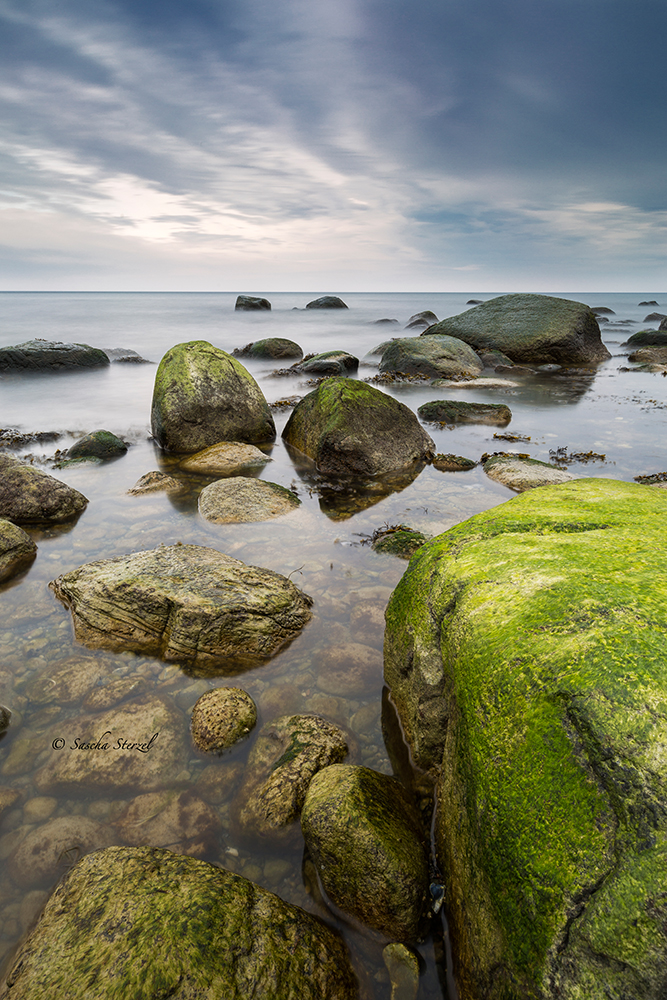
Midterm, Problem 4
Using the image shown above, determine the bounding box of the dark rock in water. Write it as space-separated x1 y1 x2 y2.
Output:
423 293 610 365
305 295 348 309
418 400 511 426
296 350 358 375
466 299 483 305
0 429 61 450
50 544 313 673
301 764 429 942
104 348 152 363
380 335 483 379
10 816 113 887
191 687 257 754
235 295 271 311
405 310 438 329
625 329 667 348
0 518 37 581
0 339 109 372
591 306 615 315
68 430 128 461
383 943 420 1000
233 714 349 845
639 300 659 306
151 340 275 453
643 313 667 323
373 318 399 325
282 377 435 477
432 453 477 472
0 454 88 524
384 478 667 1000
371 525 428 559
233 338 302 360
3 846 358 1000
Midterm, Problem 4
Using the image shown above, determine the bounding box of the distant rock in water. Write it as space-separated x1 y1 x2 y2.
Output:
235 295 271 311
0 339 110 372
405 310 438 330
305 296 348 309
180 442 270 476
104 348 152 363
483 453 575 491
591 306 615 315
0 454 88 524
466 299 483 305
643 313 667 323
625 329 667 348
127 471 185 495
639 300 659 306
373 318 399 325
423 294 610 366
233 338 302 360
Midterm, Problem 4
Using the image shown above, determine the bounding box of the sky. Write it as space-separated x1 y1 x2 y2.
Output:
0 0 666 292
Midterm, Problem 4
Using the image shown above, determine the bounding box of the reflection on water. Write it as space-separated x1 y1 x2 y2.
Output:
1 292 667 997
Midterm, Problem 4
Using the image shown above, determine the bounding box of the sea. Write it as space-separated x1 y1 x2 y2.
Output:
0 290 665 998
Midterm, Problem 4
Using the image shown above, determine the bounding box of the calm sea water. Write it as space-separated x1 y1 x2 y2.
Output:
0 291 665 998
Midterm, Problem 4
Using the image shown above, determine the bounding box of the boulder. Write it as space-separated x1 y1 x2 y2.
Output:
625 329 667 347
418 400 511 426
115 790 221 855
305 296 348 309
180 441 270 475
151 341 275 453
0 339 109 372
432 453 476 472
1 846 358 1000
67 430 128 461
0 519 36 582
190 687 257 753
233 337 301 359
10 816 113 887
301 764 429 942
104 348 151 363
296 351 358 375
383 478 667 999
423 294 610 365
639 300 659 306
282 378 435 477
405 310 438 329
642 313 666 323
379 335 483 379
235 295 271 310
127 471 185 495
50 544 313 672
198 477 301 523
483 454 575 491
232 715 348 845
0 455 88 525
33 696 186 795
371 526 429 559
591 306 615 315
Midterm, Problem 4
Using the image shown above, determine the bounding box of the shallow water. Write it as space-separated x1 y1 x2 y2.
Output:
0 291 665 997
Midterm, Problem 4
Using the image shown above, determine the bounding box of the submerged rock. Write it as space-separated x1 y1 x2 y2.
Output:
233 337 301 359
483 454 575 491
383 478 667 999
405 310 438 330
305 296 348 309
2 846 358 1000
301 764 429 942
198 477 300 523
67 430 128 461
418 400 511 426
423 294 610 365
191 687 257 754
383 944 420 1000
315 642 383 694
235 295 271 310
10 816 113 888
151 340 275 453
233 715 348 845
50 544 313 672
0 454 88 525
179 441 270 475
0 339 109 372
379 335 483 379
282 378 435 477
115 790 221 856
0 519 37 582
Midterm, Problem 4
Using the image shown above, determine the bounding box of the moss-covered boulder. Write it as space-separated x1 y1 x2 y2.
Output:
371 525 429 559
282 378 435 477
198 477 300 523
383 478 667 999
432 453 476 472
625 329 667 348
233 337 302 359
423 294 610 365
1 846 358 999
0 455 88 525
379 335 483 379
0 518 36 581
67 429 127 461
151 341 275 453
50 544 312 673
483 453 575 491
418 400 511 426
0 340 109 372
301 764 429 942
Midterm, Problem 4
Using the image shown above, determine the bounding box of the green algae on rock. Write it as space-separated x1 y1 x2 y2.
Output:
282 377 435 477
151 340 275 453
233 337 301 359
418 399 512 426
49 543 313 673
0 846 358 1000
383 478 667 999
67 429 128 461
301 764 429 942
371 524 429 559
423 293 610 365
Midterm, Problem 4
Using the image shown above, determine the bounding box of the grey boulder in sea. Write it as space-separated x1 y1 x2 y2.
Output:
49 543 313 673
305 295 348 309
234 294 271 310
0 339 110 372
379 334 483 378
418 399 512 426
423 293 610 365
282 377 435 477
151 340 275 453
0 454 88 524
233 337 302 359
0 846 358 1000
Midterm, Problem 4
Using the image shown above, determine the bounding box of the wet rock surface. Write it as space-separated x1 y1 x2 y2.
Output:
190 687 257 753
0 340 110 372
10 816 113 887
483 453 575 491
0 455 88 525
418 399 512 426
198 477 300 523
50 544 313 671
0 520 36 582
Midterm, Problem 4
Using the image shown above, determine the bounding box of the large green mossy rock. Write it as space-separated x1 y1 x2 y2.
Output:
151 341 275 453
424 294 610 365
383 479 667 1000
282 378 434 477
1 846 358 999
